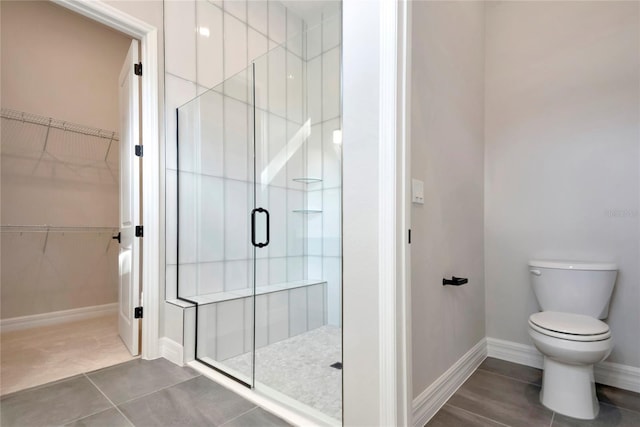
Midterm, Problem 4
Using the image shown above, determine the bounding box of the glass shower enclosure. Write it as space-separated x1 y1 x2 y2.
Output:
176 20 342 423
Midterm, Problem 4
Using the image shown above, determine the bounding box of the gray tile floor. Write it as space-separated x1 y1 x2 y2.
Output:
1 358 291 427
428 357 640 427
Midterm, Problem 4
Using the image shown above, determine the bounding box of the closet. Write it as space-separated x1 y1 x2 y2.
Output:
0 0 135 396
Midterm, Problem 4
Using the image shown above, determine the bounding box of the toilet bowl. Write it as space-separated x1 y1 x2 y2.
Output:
528 311 613 419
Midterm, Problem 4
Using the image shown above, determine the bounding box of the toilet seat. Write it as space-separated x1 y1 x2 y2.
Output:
529 311 611 342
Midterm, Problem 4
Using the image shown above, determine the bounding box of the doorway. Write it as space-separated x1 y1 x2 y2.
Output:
0 0 142 395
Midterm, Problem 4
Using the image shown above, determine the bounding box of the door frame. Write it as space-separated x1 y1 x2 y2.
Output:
53 0 160 360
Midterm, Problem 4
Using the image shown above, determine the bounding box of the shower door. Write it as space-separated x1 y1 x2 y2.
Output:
177 15 342 422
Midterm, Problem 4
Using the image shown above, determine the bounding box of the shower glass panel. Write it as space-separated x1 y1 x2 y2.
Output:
177 12 342 423
177 69 255 385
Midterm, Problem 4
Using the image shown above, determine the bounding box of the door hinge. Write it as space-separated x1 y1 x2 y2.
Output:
135 225 143 237
135 145 143 157
134 306 143 319
134 62 142 76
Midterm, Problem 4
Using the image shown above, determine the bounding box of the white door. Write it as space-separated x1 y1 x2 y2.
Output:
118 39 141 356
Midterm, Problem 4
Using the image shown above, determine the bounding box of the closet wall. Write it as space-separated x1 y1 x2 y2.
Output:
0 1 131 319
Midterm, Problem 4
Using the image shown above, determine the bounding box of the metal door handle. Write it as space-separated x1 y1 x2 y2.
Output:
251 207 270 248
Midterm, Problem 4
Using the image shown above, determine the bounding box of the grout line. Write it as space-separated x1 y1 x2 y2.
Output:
476 367 542 387
110 373 203 408
444 403 513 427
83 374 135 427
219 405 259 426
549 411 555 426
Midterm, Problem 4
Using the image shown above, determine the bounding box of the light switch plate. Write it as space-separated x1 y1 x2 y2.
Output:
412 179 424 204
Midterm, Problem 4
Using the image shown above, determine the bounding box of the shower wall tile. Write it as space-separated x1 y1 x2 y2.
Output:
267 113 287 187
198 90 224 176
243 298 253 352
268 47 287 118
323 188 341 257
256 258 269 287
307 284 325 330
178 263 197 297
268 1 286 45
166 170 178 265
253 295 268 349
198 303 217 359
196 1 224 89
287 256 304 282
307 56 322 125
322 47 341 120
287 190 304 256
224 179 249 260
224 0 246 21
267 291 288 344
166 74 198 170
286 13 303 57
286 53 304 124
269 257 287 285
224 97 249 181
199 175 224 262
248 28 268 64
288 287 307 336
322 13 341 52
268 186 287 257
322 118 342 189
216 299 245 360
224 259 249 291
178 172 197 264
166 265 177 300
306 124 322 179
223 69 250 104
197 261 224 295
247 1 268 35
165 0 197 81
224 12 248 79
307 256 323 280
324 257 341 326
286 121 304 190
306 22 322 60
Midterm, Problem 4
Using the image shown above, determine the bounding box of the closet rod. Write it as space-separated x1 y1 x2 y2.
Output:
1 225 119 233
1 108 119 141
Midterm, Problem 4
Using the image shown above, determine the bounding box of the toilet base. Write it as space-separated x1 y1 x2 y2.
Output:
540 357 599 420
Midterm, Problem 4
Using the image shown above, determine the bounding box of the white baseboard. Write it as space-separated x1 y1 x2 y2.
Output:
159 337 184 366
412 338 487 426
487 337 640 393
0 303 118 333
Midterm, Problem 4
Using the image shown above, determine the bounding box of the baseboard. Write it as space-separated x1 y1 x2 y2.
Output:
487 337 640 393
159 337 184 366
0 303 118 333
412 338 487 426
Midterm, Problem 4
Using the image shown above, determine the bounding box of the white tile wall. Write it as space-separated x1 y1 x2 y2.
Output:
198 261 224 295
247 0 268 35
224 12 249 79
268 186 287 257
268 47 287 117
224 259 249 291
322 118 341 189
198 90 224 176
268 1 286 45
288 287 307 336
224 97 249 181
267 291 288 343
306 56 322 125
248 28 268 63
287 189 304 256
286 52 303 123
196 1 224 89
224 179 249 260
322 47 341 120
216 298 245 360
269 257 287 284
199 175 224 261
165 0 197 81
224 0 246 21
307 284 325 329
178 172 198 264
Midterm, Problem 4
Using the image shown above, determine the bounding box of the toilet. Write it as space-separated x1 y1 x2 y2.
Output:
527 260 617 420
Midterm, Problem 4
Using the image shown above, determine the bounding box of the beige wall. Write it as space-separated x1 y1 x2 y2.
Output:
1 1 132 131
485 1 640 368
0 1 134 318
410 1 486 396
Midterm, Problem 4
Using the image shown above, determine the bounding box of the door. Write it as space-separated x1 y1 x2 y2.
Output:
118 39 141 356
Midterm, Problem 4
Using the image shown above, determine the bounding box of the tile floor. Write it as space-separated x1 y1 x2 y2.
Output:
0 358 291 427
428 357 640 427
0 314 135 395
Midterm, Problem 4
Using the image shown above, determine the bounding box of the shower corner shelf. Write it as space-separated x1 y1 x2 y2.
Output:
292 177 323 184
292 209 323 214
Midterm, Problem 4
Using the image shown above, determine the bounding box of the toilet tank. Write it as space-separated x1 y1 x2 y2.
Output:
529 260 617 319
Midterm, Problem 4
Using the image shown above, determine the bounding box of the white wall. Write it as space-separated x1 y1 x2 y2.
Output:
485 1 640 368
0 1 132 318
410 1 486 397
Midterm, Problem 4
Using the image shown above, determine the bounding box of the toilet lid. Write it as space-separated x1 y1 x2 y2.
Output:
529 311 610 336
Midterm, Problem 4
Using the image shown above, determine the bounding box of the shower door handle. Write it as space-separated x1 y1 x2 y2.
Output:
251 207 270 248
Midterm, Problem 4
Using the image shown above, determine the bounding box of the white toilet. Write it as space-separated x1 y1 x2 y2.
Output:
528 259 617 420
